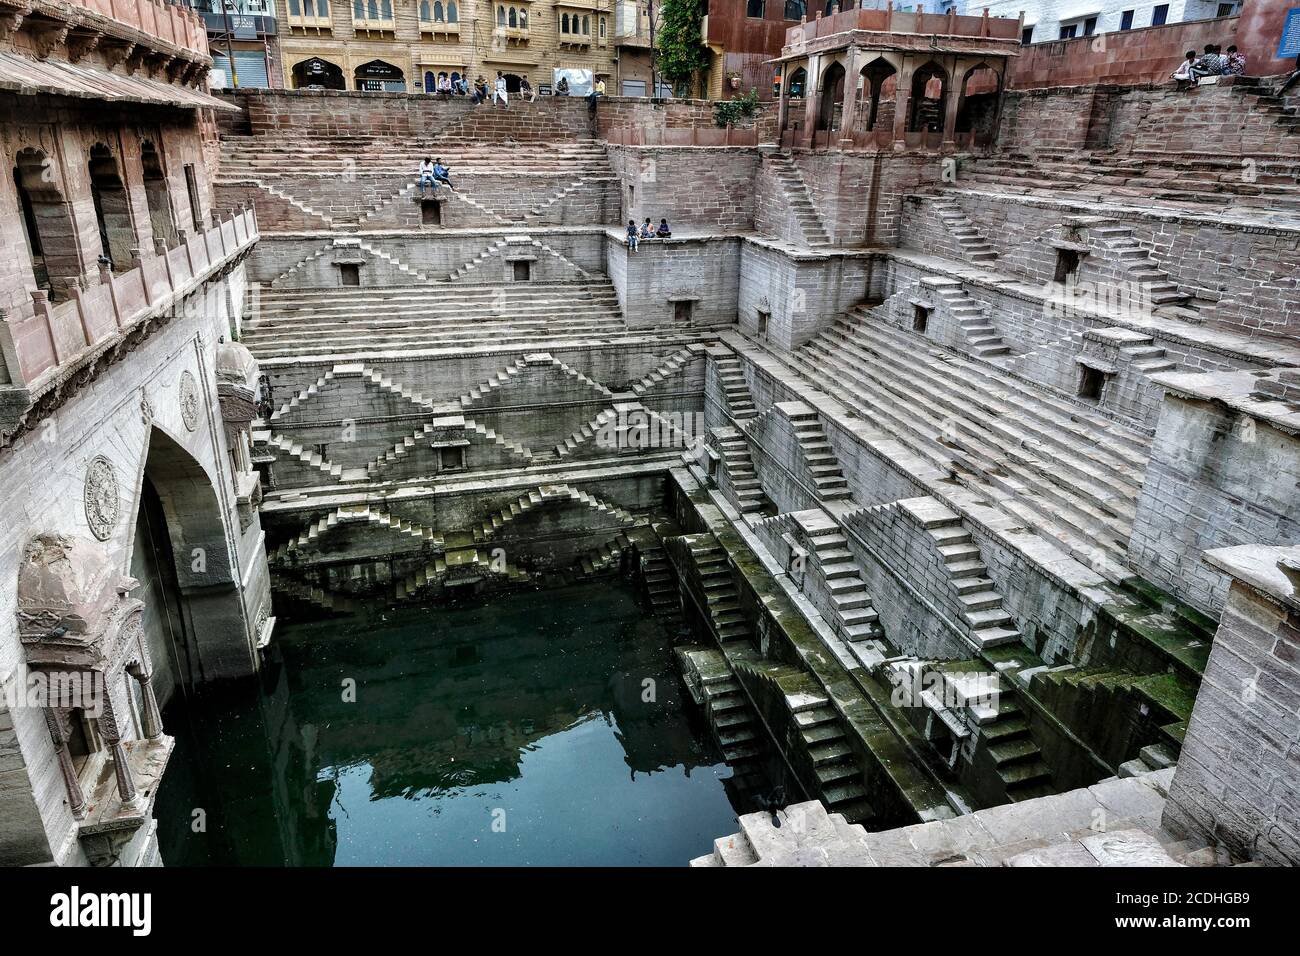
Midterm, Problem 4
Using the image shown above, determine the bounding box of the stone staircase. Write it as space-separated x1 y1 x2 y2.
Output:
1085 223 1200 320
473 484 636 543
686 535 753 646
449 238 511 281
240 281 628 360
798 517 882 643
922 276 1011 360
462 418 536 462
788 312 1151 576
711 426 770 515
552 407 618 459
458 357 530 407
931 200 998 264
624 526 681 622
272 575 362 615
270 505 439 565
392 546 530 601
631 347 696 397
778 402 851 501
267 433 365 484
713 352 757 422
767 153 832 246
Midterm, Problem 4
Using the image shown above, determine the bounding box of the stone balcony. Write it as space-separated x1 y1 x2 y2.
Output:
0 206 259 443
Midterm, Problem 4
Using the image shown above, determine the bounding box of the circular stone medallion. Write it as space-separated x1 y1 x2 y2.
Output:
179 370 200 432
84 455 120 541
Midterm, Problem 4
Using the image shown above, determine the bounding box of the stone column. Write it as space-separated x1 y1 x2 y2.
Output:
126 661 163 741
97 685 142 812
802 53 823 148
776 62 792 142
892 59 915 148
941 58 962 147
43 709 87 819
839 47 865 144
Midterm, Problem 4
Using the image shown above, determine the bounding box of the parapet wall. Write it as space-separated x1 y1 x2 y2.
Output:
216 89 596 140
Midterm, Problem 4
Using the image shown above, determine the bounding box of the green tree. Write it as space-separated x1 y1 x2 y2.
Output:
657 0 710 97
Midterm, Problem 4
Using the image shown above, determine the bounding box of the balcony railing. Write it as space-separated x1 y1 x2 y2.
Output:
1 208 259 408
353 16 396 30
74 0 210 59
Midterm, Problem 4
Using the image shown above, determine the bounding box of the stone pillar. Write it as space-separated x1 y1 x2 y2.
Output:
126 662 163 741
839 48 865 144
892 60 915 148
43 709 87 819
942 58 961 147
1163 544 1300 865
776 64 792 142
802 53 823 148
97 686 142 812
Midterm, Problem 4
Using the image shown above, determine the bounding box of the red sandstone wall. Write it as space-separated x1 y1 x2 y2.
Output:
1009 17 1241 89
595 96 778 143
1236 0 1300 75
216 89 595 141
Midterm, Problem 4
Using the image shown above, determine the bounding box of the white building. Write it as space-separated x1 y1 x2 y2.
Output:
961 0 1240 44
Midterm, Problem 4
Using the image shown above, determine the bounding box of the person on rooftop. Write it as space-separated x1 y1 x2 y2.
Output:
656 218 672 238
1224 45 1247 76
1172 51 1197 90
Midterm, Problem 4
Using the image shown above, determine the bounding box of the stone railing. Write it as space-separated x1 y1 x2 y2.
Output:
784 6 1023 48
0 207 258 414
70 0 210 59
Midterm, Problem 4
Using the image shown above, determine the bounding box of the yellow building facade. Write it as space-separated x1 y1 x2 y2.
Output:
275 0 626 93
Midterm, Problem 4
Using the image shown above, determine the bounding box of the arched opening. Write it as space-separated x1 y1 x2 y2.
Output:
816 61 846 133
424 70 436 92
503 72 523 93
128 426 249 696
87 144 134 272
140 141 176 247
447 0 458 21
355 59 406 92
785 67 807 100
858 57 898 134
497 4 506 25
957 62 1001 146
291 57 346 90
12 148 80 301
907 61 948 134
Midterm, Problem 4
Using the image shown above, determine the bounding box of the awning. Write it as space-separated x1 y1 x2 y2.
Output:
0 50 237 111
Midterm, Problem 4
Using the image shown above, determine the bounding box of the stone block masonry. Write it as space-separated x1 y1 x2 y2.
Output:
605 145 761 231
1164 545 1300 865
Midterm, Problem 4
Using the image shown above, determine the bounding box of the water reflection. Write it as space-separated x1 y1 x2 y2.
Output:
156 581 754 866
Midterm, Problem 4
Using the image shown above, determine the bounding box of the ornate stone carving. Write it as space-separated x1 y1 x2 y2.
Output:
179 370 199 432
84 456 119 541
139 391 154 426
67 30 104 63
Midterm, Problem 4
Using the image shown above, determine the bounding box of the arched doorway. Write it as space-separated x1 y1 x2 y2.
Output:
786 66 807 100
957 62 1001 145
128 426 250 694
87 144 134 272
816 61 846 133
140 141 176 247
291 57 345 90
503 72 523 94
907 61 948 134
12 148 80 300
354 59 406 92
858 57 898 134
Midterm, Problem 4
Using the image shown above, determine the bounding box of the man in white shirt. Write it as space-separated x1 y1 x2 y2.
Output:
417 157 437 197
493 71 509 107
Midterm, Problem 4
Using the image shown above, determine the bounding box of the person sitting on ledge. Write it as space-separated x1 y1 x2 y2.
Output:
418 157 438 197
520 77 537 103
556 76 570 97
471 76 489 104
1192 44 1225 80
453 76 468 95
640 218 655 239
626 219 639 252
656 218 672 239
1224 45 1247 76
1172 51 1197 90
433 159 455 192
437 74 452 96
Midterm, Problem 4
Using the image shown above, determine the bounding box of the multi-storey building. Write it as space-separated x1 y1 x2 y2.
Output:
270 0 623 93
969 0 1242 44
194 0 286 88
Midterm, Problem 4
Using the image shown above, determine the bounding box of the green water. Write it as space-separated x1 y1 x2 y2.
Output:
155 581 754 866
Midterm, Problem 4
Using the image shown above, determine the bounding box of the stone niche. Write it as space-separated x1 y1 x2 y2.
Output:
17 534 174 867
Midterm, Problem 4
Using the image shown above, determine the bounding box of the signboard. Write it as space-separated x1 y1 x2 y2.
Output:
1279 7 1300 59
201 13 277 37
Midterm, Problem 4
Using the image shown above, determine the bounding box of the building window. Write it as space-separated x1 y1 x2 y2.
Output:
1083 16 1097 35
1152 3 1168 25
747 0 765 16
1059 23 1077 39
497 4 505 25
784 0 805 18
1119 9 1134 29
339 263 360 286
1216 2 1235 15
448 0 457 21
439 447 465 470
1021 26 1034 44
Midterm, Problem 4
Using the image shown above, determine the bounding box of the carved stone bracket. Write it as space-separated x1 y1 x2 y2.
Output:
29 19 72 60
67 29 104 63
100 37 135 71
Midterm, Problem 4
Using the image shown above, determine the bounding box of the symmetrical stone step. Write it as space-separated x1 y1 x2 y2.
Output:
712 352 757 421
711 425 771 515
931 200 998 264
768 153 832 246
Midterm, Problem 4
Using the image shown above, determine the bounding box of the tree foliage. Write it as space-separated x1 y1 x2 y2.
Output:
656 0 711 95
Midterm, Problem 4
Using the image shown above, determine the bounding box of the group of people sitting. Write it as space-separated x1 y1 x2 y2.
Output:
625 217 672 250
1172 44 1246 89
417 157 455 196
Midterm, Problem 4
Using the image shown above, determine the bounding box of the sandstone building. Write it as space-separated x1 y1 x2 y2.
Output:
1 0 1298 869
